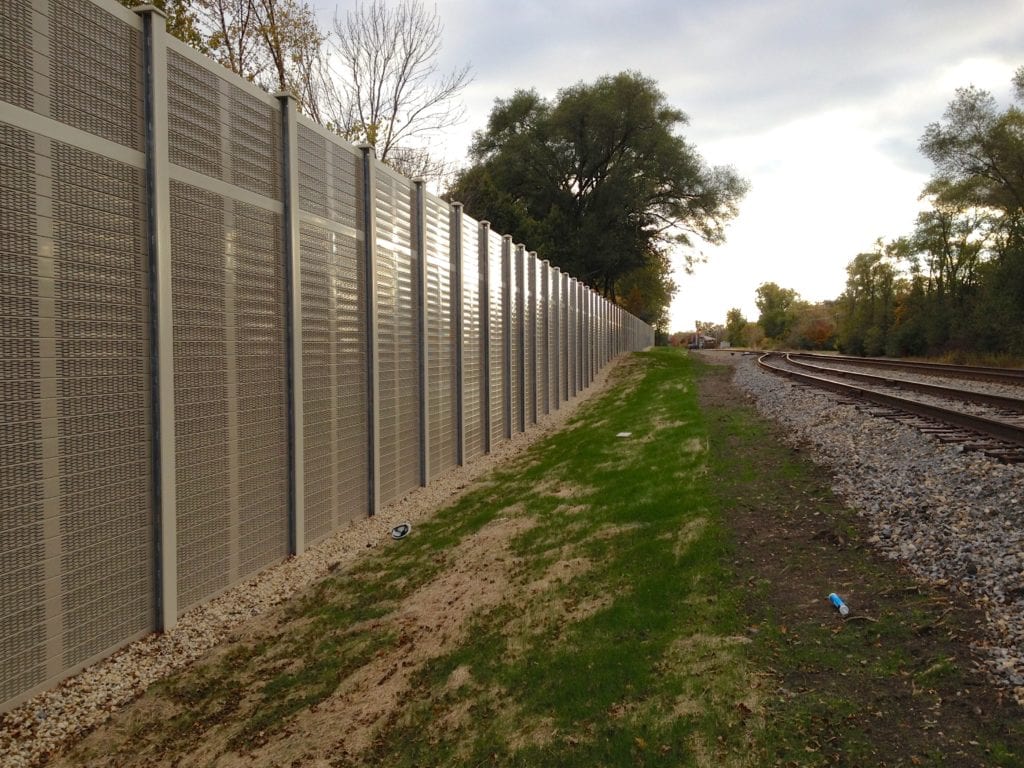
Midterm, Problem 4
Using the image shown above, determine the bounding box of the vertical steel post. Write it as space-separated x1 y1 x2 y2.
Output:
541 260 550 415
358 144 380 516
551 265 560 411
276 92 304 556
502 235 513 439
413 179 429 485
565 277 572 400
515 244 526 433
136 5 177 631
527 251 538 425
479 221 491 453
451 202 465 466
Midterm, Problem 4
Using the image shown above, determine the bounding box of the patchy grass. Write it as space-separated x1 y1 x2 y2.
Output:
698 351 1024 768
54 349 1024 768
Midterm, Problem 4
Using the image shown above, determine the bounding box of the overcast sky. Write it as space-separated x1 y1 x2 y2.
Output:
324 0 1023 331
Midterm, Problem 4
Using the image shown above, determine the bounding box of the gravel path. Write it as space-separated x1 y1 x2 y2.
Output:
0 361 623 768
718 351 1024 705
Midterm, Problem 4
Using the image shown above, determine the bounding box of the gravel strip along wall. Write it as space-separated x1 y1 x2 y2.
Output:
720 352 1024 705
0 358 626 768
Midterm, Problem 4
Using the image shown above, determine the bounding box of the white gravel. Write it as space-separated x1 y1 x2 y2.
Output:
722 351 1024 705
0 361 623 768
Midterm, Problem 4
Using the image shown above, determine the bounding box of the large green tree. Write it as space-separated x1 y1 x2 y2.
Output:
448 72 747 328
754 282 798 341
835 247 903 356
725 307 747 347
918 66 1024 353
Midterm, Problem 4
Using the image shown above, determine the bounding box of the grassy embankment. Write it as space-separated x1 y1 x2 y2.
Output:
60 349 1024 767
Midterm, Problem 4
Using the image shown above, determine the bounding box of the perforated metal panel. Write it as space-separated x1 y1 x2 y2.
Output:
460 214 484 459
374 169 419 505
536 259 548 416
546 265 558 411
1 122 54 708
167 49 281 196
566 278 576 397
510 248 522 433
0 114 153 709
560 272 569 402
581 285 588 385
226 86 281 199
424 194 456 480
52 139 153 668
297 126 368 543
0 2 33 111
487 230 504 446
170 181 288 612
526 255 538 425
49 0 144 150
167 50 221 179
297 125 360 224
298 222 367 540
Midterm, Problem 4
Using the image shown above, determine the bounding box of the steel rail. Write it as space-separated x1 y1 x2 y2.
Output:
757 353 1024 448
782 354 1024 412
787 352 1024 385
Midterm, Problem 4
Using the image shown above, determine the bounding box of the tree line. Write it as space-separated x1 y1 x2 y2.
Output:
724 67 1024 359
120 0 472 181
129 1 748 327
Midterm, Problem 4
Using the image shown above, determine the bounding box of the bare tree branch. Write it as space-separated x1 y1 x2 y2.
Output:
333 0 472 183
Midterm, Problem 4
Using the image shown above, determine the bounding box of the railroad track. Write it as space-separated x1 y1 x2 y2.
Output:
787 352 1024 386
757 353 1024 463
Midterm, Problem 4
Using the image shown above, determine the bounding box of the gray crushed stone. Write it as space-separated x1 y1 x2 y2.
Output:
724 351 1024 705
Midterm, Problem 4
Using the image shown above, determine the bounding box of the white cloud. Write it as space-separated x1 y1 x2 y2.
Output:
332 0 1024 331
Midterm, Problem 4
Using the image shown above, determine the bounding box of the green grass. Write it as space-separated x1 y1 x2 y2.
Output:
63 348 1024 767
354 350 761 767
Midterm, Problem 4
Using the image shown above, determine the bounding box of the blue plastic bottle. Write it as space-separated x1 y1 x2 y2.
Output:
828 592 850 616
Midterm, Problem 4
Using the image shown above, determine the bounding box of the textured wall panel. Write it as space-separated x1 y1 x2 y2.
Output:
487 230 504 446
524 254 536 425
424 194 456 480
374 170 419 505
49 0 144 149
0 122 48 709
225 85 281 199
581 288 589 387
460 214 484 459
560 273 569 401
568 278 578 397
546 265 558 410
171 182 287 612
171 182 230 610
536 259 548 415
232 201 288 576
296 124 360 224
52 140 152 669
510 248 521 433
299 223 368 542
167 50 222 180
297 126 368 542
0 119 153 710
167 51 280 197
0 2 33 111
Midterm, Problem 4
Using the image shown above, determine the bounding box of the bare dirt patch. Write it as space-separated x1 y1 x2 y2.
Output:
660 515 709 559
229 515 536 766
535 478 596 500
